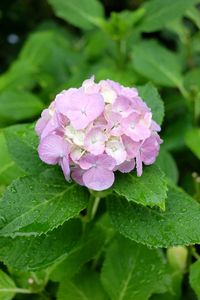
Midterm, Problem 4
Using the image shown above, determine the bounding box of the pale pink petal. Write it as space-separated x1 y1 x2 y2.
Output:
83 167 114 191
56 89 104 130
84 127 107 155
38 135 69 165
136 153 143 177
78 154 96 170
96 154 116 170
71 168 85 186
105 111 123 136
122 112 151 142
60 156 70 181
140 134 162 165
105 138 127 165
82 76 100 94
70 147 85 163
112 96 133 117
151 120 161 132
117 159 135 173
122 135 141 159
99 80 117 104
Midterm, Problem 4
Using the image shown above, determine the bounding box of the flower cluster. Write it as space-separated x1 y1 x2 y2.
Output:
36 77 162 191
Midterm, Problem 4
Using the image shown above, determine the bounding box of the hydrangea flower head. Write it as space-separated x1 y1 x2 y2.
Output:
36 77 162 191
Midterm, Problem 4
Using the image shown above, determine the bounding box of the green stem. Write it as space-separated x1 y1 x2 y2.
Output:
87 195 101 221
0 288 32 294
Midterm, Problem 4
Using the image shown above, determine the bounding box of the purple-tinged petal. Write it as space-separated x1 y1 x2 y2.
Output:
56 89 104 130
105 138 127 165
136 153 143 177
84 127 107 155
60 156 70 181
38 134 70 165
78 154 97 170
96 154 116 170
83 167 114 191
122 112 151 142
71 167 85 186
122 135 141 159
117 159 135 173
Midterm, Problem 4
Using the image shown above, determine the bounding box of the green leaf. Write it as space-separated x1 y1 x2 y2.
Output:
0 90 43 126
0 61 35 92
186 6 200 30
57 268 108 300
0 132 24 186
48 0 104 30
4 124 47 175
0 219 82 271
0 168 88 237
163 115 191 151
185 128 200 159
138 0 199 32
133 40 183 88
101 235 170 300
184 68 200 91
108 184 200 248
50 224 106 282
113 165 167 210
138 82 164 125
156 148 179 184
19 30 71 87
190 259 200 299
0 270 16 300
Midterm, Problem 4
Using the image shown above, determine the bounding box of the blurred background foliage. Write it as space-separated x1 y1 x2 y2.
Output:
0 0 199 197
0 0 200 299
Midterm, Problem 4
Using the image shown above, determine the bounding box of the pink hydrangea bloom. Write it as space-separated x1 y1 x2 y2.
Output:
36 77 162 191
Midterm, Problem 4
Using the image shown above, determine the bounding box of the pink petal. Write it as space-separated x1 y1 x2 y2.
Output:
84 127 107 155
60 156 70 181
78 154 97 170
56 89 104 130
122 112 151 142
136 153 143 177
79 153 116 170
71 167 85 186
105 138 127 165
38 134 69 165
122 135 141 159
96 154 116 170
83 167 114 191
117 159 135 173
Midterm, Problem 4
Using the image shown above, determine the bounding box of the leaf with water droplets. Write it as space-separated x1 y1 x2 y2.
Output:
113 165 167 210
50 224 107 282
101 235 170 300
0 168 88 237
57 267 108 300
4 123 47 175
0 219 82 271
108 184 200 247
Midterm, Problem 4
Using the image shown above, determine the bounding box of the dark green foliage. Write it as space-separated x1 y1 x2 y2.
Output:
0 0 200 299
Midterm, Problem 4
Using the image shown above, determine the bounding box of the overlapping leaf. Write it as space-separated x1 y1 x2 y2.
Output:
48 0 104 30
0 219 82 271
113 165 167 210
133 40 183 88
0 169 88 237
4 124 47 175
101 235 169 300
108 184 200 247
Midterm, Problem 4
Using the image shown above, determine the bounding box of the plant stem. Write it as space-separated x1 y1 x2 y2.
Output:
0 288 32 294
87 195 101 221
